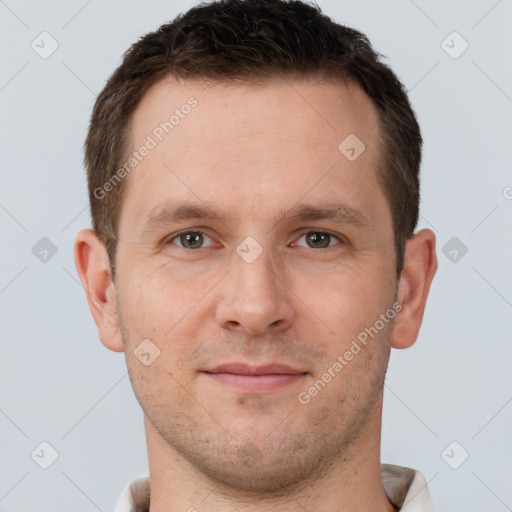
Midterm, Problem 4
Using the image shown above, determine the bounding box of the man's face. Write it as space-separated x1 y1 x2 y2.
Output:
114 77 398 490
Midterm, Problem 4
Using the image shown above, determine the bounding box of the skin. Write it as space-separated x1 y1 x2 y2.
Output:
75 76 437 512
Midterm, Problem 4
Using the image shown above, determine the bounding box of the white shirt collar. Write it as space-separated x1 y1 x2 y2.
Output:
114 463 436 512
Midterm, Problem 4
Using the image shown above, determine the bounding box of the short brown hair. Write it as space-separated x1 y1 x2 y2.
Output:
84 0 422 280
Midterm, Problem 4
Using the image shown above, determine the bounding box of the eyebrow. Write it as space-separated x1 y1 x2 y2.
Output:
142 199 369 233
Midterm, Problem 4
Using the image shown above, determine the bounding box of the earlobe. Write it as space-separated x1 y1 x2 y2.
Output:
391 228 438 350
73 229 124 353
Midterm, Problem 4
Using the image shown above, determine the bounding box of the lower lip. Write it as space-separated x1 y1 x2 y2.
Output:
203 372 307 393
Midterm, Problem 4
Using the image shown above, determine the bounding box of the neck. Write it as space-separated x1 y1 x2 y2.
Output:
144 399 395 512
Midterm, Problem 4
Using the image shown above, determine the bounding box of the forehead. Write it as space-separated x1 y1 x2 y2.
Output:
120 75 389 234
130 75 379 154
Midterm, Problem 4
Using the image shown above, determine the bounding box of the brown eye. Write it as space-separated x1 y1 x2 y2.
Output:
296 231 342 249
170 231 213 249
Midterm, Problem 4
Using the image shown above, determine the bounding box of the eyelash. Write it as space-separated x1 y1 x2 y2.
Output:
165 230 346 251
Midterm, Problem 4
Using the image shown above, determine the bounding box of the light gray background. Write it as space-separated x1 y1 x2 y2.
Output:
1 0 511 510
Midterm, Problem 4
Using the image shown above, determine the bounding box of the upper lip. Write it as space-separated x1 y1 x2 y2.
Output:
203 363 306 376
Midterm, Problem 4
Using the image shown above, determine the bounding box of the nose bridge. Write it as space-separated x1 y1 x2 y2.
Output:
234 239 280 293
215 236 295 334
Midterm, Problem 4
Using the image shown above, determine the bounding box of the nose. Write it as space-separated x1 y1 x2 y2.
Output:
215 245 296 336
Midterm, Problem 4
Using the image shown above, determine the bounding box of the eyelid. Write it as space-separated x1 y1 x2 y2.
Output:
166 229 215 249
164 228 346 250
292 230 345 248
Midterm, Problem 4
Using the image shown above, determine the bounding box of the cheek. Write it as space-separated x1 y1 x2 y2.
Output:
117 258 203 337
308 264 394 346
125 356 192 425
116 264 211 392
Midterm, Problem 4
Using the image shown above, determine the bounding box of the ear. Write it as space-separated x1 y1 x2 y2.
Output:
74 229 124 352
392 228 437 349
